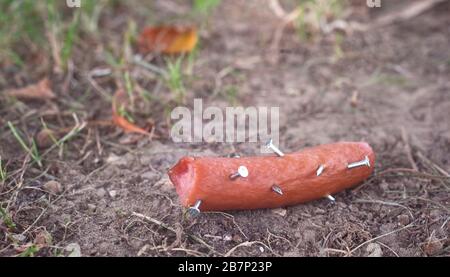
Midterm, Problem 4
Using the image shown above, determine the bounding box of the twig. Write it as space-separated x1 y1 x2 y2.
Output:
322 248 350 256
133 55 168 77
416 151 449 177
269 0 286 18
353 199 414 219
350 222 415 255
375 168 450 182
377 241 399 257
268 7 302 64
373 0 446 28
206 211 248 239
224 241 273 257
412 197 450 213
132 212 220 255
401 127 418 171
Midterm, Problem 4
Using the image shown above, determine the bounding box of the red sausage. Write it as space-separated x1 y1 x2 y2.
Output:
168 142 375 211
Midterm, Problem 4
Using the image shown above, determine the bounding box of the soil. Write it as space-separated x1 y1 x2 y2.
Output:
0 0 449 257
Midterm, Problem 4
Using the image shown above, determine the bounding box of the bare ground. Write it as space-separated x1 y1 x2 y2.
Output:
0 0 449 256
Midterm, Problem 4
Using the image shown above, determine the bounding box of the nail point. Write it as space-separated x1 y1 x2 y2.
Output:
316 164 325 176
272 185 283 195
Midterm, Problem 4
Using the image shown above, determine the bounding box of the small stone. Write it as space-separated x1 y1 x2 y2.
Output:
259 246 264 253
272 208 287 217
65 243 81 257
96 188 106 198
223 234 232 241
87 204 96 212
397 214 410 226
140 171 159 181
106 154 128 166
315 208 326 215
109 190 117 198
366 243 383 257
43 180 63 194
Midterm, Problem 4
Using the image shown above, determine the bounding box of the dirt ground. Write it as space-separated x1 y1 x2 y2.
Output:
0 0 449 257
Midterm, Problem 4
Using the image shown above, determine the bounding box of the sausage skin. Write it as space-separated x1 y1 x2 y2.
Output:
168 142 375 211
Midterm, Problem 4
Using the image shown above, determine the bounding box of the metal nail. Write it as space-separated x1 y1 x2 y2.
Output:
265 139 285 157
187 200 202 217
272 185 283 195
316 164 325 176
229 166 249 180
347 155 371 169
326 195 336 202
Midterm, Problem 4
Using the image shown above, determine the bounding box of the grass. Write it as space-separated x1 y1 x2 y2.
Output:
294 0 347 41
0 206 16 229
7 121 42 167
362 71 410 88
0 157 7 182
18 245 40 257
0 0 89 70
222 85 239 106
0 0 45 66
193 0 221 15
165 56 186 104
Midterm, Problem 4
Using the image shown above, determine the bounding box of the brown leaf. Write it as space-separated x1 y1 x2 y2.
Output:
112 90 152 136
138 26 198 54
5 78 56 101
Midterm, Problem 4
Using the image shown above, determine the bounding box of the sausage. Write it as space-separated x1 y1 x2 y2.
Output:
168 142 375 211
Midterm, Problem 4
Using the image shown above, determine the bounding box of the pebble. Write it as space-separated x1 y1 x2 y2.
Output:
109 190 117 198
87 204 97 212
366 243 383 257
43 180 63 194
96 188 106 198
65 243 81 257
272 208 287 217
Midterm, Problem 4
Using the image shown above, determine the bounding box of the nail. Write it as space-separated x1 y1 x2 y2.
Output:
326 195 336 202
229 166 249 180
347 155 371 169
187 200 202 217
271 185 283 195
316 164 325 176
266 139 285 157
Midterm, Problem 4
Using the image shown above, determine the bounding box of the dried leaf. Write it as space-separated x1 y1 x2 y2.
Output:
112 90 152 136
138 26 198 54
5 78 56 101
